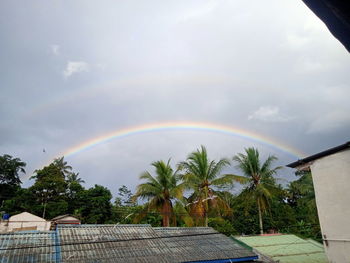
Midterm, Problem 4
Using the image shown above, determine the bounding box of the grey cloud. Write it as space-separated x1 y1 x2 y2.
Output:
0 0 349 192
307 111 350 134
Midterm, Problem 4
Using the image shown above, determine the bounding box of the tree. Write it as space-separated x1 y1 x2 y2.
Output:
287 170 315 208
66 172 85 185
134 160 183 227
179 146 236 227
80 185 112 223
112 185 135 224
232 147 282 234
0 154 26 205
30 163 67 218
115 185 133 207
1 188 37 216
66 172 85 214
286 171 321 240
53 156 72 177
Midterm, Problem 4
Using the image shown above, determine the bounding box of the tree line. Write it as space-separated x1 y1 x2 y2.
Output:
0 146 321 241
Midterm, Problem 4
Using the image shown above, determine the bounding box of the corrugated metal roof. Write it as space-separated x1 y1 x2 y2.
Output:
154 227 257 262
57 224 172 263
0 231 57 263
237 234 328 263
57 225 258 263
0 225 259 263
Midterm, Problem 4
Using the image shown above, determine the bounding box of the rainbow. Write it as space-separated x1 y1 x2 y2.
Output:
59 121 305 158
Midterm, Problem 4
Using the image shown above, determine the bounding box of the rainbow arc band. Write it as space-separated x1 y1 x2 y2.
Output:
59 122 305 159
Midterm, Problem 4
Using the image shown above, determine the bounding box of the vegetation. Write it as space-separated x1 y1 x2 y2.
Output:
0 148 321 241
232 148 282 234
134 160 183 227
0 154 26 205
179 146 234 226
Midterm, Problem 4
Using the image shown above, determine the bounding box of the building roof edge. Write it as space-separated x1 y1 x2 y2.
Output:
287 141 350 168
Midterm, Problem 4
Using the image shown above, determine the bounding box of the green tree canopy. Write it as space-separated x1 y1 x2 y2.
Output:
0 154 26 185
233 147 282 234
134 159 183 227
80 185 113 224
0 154 26 205
179 146 236 226
53 156 72 177
115 185 133 207
66 172 85 215
30 163 68 218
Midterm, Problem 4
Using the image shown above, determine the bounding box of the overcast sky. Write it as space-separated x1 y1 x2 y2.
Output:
1 0 349 195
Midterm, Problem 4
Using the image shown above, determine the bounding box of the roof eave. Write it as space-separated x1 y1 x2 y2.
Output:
287 141 350 168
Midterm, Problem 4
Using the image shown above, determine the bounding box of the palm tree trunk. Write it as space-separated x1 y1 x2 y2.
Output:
257 200 263 235
204 186 209 227
162 201 170 227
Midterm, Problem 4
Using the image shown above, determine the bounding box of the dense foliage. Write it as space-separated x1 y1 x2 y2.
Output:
0 154 26 205
0 150 321 241
232 148 282 234
134 160 183 227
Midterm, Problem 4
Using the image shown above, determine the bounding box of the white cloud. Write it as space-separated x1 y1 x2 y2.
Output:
63 61 89 78
50 44 60 55
307 111 350 134
248 106 291 123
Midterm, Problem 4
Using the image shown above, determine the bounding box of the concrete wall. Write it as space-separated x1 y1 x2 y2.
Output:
310 149 350 263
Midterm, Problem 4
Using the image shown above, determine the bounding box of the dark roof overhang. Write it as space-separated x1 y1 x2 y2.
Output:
302 0 350 52
287 141 350 168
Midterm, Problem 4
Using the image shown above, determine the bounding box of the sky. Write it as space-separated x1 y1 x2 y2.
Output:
1 0 349 195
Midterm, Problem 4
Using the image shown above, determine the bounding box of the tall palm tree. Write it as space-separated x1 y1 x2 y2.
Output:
232 148 282 234
179 146 238 227
134 160 183 227
53 156 72 177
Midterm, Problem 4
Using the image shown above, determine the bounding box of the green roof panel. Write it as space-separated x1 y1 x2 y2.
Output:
236 234 328 263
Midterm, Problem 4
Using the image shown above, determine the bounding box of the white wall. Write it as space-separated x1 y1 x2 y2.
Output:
7 212 51 232
310 149 350 263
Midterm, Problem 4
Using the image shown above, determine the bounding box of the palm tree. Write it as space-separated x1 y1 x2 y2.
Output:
179 146 238 227
232 148 282 234
134 160 183 227
53 156 72 177
67 172 85 185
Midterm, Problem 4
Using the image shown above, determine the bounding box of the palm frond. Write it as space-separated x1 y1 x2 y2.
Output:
208 158 230 180
211 174 249 186
173 201 194 227
135 183 162 199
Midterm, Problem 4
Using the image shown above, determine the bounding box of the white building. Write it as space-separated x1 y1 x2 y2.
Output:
1 212 50 232
287 141 350 263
